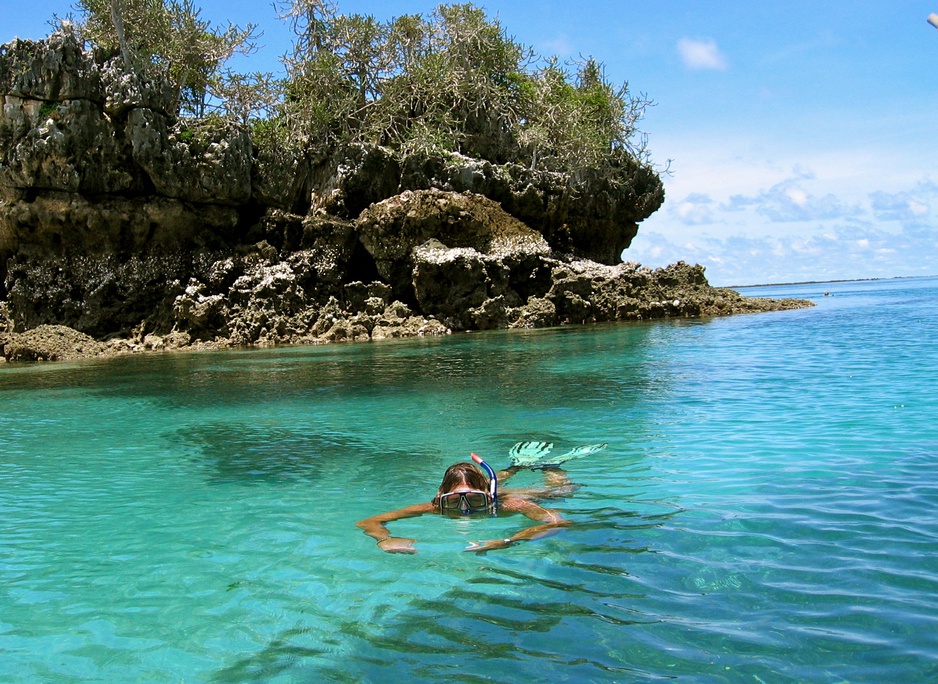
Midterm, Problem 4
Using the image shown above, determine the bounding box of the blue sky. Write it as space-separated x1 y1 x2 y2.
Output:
4 1 938 285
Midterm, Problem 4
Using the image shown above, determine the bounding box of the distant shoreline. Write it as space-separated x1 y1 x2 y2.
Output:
730 274 937 289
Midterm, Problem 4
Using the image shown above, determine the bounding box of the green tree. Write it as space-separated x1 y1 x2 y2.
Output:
571 58 652 166
74 0 258 116
376 4 531 160
276 0 356 145
515 57 652 172
271 1 653 171
515 58 577 170
211 70 283 124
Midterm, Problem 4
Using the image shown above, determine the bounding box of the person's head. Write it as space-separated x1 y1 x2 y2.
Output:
432 462 492 513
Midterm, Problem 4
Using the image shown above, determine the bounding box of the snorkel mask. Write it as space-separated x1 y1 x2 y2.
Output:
437 454 499 515
438 489 492 514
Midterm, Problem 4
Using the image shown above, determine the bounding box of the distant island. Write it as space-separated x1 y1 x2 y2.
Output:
0 1 811 362
731 275 935 288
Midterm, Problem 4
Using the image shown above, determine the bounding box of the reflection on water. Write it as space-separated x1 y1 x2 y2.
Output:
1 278 938 682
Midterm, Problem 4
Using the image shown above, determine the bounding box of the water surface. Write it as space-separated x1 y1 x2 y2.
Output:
2 277 937 682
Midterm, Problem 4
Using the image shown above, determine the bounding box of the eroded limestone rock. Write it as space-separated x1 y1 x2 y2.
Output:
357 188 549 300
308 144 665 264
1 324 105 361
0 32 812 362
0 29 100 102
127 112 252 205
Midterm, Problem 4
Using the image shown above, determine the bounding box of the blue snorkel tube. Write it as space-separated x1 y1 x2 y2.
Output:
470 453 498 510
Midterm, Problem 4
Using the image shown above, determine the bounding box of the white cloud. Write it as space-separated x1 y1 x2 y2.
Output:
625 224 938 286
869 181 937 222
672 192 718 225
677 37 728 70
722 172 861 223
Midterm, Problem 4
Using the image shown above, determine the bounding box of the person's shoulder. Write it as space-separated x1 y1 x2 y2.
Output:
498 496 565 522
498 496 539 511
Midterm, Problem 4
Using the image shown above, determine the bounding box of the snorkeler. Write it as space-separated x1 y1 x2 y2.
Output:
356 443 606 554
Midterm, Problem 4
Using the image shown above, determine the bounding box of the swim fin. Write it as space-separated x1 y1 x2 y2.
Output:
508 441 607 468
531 443 607 469
508 441 554 467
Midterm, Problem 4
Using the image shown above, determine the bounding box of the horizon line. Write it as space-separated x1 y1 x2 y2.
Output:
729 274 937 289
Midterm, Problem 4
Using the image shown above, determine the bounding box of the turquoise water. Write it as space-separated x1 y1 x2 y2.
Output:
2 277 937 683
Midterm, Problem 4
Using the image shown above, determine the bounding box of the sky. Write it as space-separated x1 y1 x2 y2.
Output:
3 1 938 285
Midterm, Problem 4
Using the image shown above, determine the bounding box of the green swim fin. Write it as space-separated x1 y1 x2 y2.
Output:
508 441 554 467
533 443 607 468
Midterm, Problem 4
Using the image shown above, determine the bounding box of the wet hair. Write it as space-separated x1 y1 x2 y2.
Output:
432 462 489 506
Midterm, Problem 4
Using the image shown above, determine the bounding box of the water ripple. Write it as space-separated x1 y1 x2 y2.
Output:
2 278 938 681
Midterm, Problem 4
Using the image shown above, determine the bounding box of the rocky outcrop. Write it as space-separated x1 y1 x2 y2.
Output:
129 113 253 206
356 189 550 302
0 30 250 256
310 144 663 264
1 324 105 361
1 30 663 262
0 30 812 363
0 241 810 362
0 29 250 204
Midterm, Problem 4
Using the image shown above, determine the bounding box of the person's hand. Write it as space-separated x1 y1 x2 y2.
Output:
377 537 417 554
464 538 514 554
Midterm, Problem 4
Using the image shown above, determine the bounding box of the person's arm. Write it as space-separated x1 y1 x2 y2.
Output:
465 498 572 553
356 502 434 554
495 465 521 484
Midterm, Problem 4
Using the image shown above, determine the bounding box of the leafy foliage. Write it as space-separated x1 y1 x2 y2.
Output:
275 1 652 172
73 0 259 116
518 57 652 171
71 0 654 173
